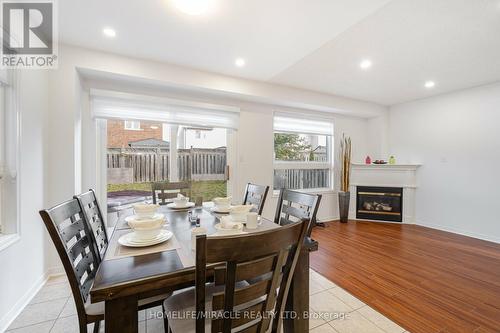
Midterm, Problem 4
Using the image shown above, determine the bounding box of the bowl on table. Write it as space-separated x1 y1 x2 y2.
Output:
215 216 244 235
213 196 232 212
172 196 190 208
128 216 165 240
229 204 253 222
132 203 160 219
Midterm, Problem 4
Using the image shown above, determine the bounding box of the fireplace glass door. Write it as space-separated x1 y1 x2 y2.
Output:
356 186 403 222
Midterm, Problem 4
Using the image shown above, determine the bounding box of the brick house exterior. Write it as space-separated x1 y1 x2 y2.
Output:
107 120 163 148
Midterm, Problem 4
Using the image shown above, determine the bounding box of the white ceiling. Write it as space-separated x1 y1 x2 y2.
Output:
60 0 500 105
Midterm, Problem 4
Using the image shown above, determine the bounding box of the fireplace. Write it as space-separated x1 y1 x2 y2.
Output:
356 186 403 222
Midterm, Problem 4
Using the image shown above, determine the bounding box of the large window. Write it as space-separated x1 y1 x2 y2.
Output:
273 114 333 191
91 90 239 224
106 120 228 204
0 86 4 234
0 70 19 246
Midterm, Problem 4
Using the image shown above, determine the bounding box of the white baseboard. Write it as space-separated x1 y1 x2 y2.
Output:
0 268 64 333
416 220 500 244
317 216 339 222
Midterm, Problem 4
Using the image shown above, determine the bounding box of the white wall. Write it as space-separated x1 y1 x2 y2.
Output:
0 70 50 331
389 82 500 243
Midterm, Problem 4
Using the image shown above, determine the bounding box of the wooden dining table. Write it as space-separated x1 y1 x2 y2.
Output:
90 204 317 333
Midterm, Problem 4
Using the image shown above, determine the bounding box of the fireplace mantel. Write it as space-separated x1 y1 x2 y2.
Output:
349 163 421 223
351 163 421 171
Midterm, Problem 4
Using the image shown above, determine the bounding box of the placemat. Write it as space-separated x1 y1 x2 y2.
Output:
105 228 182 261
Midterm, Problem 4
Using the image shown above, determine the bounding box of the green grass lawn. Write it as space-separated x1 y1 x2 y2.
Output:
107 180 227 201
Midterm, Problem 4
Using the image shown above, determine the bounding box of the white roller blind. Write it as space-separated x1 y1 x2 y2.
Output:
90 90 240 129
273 113 333 136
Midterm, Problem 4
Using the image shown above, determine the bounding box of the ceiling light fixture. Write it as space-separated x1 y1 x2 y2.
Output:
171 0 216 16
359 59 372 70
235 58 246 67
102 27 116 38
424 81 436 88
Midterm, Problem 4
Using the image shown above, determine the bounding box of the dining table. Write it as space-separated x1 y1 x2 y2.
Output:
90 203 318 333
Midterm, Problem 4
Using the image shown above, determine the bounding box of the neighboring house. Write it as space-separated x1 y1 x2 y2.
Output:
128 138 170 149
179 127 227 149
107 119 163 148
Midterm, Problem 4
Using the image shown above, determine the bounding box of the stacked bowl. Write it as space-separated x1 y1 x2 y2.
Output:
120 204 172 247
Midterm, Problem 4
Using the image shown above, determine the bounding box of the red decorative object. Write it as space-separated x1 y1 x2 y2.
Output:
365 156 372 164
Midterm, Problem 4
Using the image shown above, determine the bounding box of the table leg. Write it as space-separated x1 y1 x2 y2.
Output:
284 247 309 333
105 296 138 333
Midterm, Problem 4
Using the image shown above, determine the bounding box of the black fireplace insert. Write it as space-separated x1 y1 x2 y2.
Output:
356 186 403 222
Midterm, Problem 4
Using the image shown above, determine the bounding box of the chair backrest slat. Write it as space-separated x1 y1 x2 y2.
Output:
152 181 191 205
75 189 109 262
274 189 322 237
242 183 269 215
40 199 101 321
195 220 308 333
213 255 275 286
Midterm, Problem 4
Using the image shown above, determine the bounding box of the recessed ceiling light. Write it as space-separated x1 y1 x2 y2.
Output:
424 81 436 88
235 58 246 67
171 0 216 16
102 27 116 38
359 59 372 70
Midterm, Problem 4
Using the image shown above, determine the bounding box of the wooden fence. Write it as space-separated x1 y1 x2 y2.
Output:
107 147 226 183
273 169 329 190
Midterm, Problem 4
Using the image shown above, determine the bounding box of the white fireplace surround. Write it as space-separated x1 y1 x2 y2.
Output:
349 163 421 223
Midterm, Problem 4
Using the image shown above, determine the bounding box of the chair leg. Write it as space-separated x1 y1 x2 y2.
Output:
93 320 101 333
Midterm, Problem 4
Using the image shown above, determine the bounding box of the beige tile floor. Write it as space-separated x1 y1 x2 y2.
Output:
6 269 410 333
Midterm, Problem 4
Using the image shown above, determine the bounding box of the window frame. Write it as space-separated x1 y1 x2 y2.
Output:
124 120 141 131
0 69 21 251
272 120 334 193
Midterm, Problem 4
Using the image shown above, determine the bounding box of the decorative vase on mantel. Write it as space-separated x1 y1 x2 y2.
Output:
338 135 352 223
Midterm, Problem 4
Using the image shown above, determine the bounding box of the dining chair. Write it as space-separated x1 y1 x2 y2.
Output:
74 189 108 263
40 199 171 333
274 189 322 237
152 181 192 205
163 220 309 333
242 183 270 215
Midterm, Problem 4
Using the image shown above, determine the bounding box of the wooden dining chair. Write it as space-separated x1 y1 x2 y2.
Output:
242 183 270 215
163 220 309 333
274 189 322 237
152 181 192 205
40 199 171 333
74 189 108 263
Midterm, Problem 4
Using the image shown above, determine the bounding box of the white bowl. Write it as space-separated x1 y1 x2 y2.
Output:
213 197 231 207
133 225 163 240
229 204 253 221
133 204 160 219
127 215 165 230
215 220 243 235
229 204 253 214
173 197 189 207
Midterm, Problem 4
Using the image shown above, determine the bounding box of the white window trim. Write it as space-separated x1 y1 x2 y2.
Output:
0 69 21 252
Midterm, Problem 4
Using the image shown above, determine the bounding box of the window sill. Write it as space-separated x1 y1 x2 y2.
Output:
272 188 336 197
0 234 20 252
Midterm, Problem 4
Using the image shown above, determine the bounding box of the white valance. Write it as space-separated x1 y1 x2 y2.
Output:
273 112 334 136
90 90 240 129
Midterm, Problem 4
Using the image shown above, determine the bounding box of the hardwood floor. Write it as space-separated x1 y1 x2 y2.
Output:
310 221 500 333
